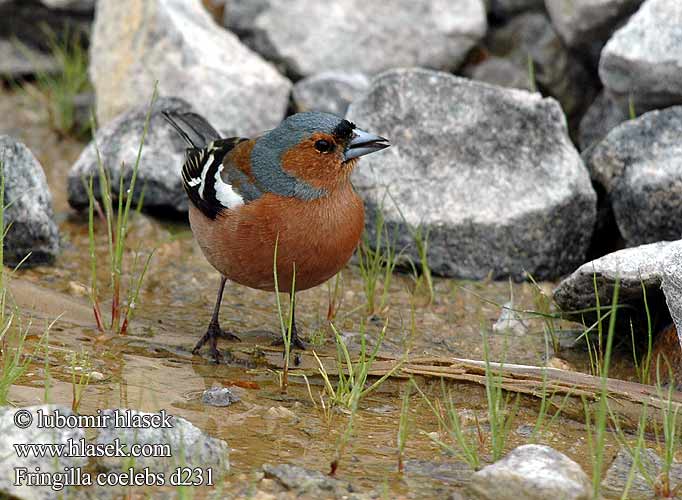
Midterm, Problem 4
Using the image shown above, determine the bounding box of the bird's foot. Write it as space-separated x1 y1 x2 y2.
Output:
193 322 240 363
272 331 308 350
216 329 241 341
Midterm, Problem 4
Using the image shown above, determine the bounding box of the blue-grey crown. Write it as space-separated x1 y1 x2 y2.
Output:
250 112 355 201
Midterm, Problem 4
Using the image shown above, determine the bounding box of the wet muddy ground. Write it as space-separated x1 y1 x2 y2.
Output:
0 87 667 498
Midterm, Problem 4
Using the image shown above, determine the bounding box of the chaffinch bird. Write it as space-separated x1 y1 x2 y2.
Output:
163 111 389 362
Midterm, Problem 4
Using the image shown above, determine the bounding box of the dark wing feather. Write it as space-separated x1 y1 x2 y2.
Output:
182 138 247 219
163 110 266 219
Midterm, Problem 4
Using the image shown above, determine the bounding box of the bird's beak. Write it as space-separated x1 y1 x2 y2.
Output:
344 128 390 162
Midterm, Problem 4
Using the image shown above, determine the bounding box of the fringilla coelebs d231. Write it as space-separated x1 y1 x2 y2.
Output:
163 110 390 362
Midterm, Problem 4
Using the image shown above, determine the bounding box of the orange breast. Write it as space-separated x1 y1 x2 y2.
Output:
189 183 365 292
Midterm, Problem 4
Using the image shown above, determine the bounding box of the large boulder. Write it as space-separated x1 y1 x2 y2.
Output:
0 136 60 267
89 0 291 136
347 68 596 281
67 97 192 214
468 445 592 500
242 0 487 77
544 0 643 51
583 106 682 246
599 0 682 114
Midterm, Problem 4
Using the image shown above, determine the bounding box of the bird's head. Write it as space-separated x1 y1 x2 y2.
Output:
251 112 389 198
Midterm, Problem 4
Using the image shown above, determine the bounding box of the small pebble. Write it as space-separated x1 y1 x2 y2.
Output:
265 406 298 422
89 371 105 381
202 386 240 407
68 281 89 297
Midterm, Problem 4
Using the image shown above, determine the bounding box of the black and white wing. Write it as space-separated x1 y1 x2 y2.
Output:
163 111 260 220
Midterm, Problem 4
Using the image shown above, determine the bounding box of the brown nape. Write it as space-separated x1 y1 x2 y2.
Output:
226 138 257 182
279 132 356 191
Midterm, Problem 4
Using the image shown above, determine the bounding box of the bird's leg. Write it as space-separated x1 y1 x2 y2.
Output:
289 293 307 350
272 290 307 350
193 276 240 362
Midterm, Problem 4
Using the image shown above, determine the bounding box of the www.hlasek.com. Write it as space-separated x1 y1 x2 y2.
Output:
12 408 215 490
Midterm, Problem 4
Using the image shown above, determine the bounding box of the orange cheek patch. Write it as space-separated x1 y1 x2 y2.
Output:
280 138 344 190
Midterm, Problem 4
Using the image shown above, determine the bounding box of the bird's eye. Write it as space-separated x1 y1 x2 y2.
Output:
314 139 334 153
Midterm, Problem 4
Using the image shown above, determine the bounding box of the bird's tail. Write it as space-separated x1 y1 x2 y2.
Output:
162 111 222 148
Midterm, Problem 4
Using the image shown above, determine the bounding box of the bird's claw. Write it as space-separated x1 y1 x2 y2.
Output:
193 322 239 363
216 330 241 341
272 334 307 350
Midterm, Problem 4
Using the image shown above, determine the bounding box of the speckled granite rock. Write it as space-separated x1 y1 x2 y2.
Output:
244 0 487 76
468 445 591 499
89 0 290 135
599 0 682 113
0 406 86 500
583 106 682 246
94 408 230 474
0 136 60 266
601 447 682 499
553 240 682 340
67 97 192 214
347 68 596 281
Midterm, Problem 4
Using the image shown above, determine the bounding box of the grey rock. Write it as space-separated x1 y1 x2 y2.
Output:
0 405 87 500
347 68 596 281
663 253 682 339
545 0 643 49
578 91 630 151
601 447 682 499
67 97 192 213
202 386 240 407
40 0 95 10
553 240 682 338
259 464 368 499
0 39 59 78
583 106 682 246
89 0 291 136
464 56 534 91
468 444 592 500
489 0 545 18
404 459 475 486
0 0 92 76
484 13 597 121
0 136 60 266
222 0 270 35
248 0 487 77
599 0 682 114
292 71 370 116
94 408 230 474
